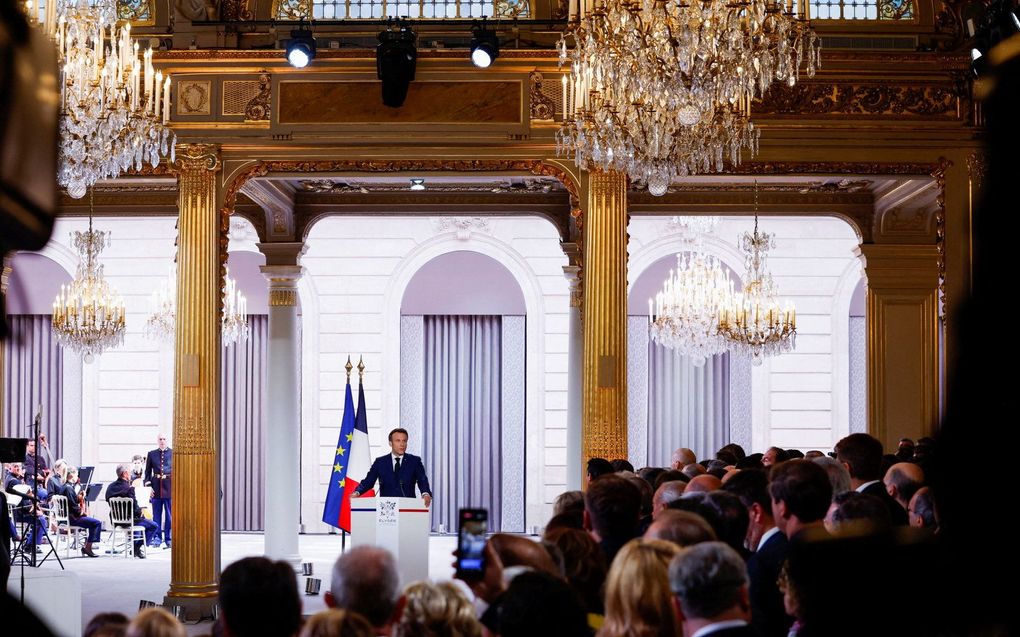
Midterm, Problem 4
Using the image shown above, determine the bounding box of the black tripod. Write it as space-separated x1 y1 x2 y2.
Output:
10 410 64 573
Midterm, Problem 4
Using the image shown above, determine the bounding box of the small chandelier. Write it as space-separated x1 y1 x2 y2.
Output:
649 240 737 367
29 0 176 198
556 0 819 193
52 190 126 362
144 265 249 346
719 186 797 364
221 268 249 346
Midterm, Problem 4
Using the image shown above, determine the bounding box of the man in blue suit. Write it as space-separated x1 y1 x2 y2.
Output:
351 428 432 508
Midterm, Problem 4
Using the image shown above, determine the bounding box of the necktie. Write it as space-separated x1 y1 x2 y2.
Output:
394 456 402 474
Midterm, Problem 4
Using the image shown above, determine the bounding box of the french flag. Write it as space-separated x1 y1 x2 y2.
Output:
340 377 375 532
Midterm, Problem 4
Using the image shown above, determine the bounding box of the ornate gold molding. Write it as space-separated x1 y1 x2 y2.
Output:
245 73 272 122
931 157 951 320
756 83 961 118
269 289 298 306
220 0 253 20
529 72 556 121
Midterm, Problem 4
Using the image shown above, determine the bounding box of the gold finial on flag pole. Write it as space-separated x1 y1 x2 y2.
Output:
358 355 365 380
345 355 353 380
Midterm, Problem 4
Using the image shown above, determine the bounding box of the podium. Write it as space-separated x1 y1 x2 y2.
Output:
350 497 431 585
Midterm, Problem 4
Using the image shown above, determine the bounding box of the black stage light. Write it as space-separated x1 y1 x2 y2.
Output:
377 21 417 108
470 23 499 68
286 26 316 68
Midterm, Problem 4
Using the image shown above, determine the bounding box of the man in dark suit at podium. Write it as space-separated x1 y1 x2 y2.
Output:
351 428 432 508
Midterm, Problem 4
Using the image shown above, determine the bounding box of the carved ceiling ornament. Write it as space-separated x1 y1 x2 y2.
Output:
245 73 272 122
298 177 561 194
220 0 253 20
931 158 951 321
755 83 960 118
432 217 493 240
529 72 556 121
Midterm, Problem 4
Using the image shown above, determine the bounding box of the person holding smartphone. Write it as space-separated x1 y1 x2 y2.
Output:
351 428 432 508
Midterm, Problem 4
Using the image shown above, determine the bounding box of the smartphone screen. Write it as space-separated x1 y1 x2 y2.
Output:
457 508 488 578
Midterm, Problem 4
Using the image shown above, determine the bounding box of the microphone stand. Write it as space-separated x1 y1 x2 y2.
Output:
18 407 63 605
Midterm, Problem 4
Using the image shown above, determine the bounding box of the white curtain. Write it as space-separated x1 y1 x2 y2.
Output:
220 315 268 531
646 342 731 466
422 315 503 533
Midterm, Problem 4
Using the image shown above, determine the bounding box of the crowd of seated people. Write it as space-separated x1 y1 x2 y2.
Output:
5 431 949 637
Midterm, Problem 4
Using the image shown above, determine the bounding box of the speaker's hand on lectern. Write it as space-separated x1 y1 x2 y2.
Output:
350 492 361 498
423 494 432 508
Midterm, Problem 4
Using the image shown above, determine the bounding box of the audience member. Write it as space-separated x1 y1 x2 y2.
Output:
895 438 915 463
601 539 681 637
825 491 892 536
302 609 375 637
669 542 753 636
761 447 788 467
553 490 584 516
486 571 589 637
803 451 824 460
718 443 747 463
685 474 722 494
543 527 607 616
704 491 751 559
584 474 641 564
786 450 805 460
544 510 584 533
488 533 560 577
651 480 686 518
681 463 707 479
328 546 402 633
638 467 666 489
396 581 481 637
610 459 634 473
769 460 832 541
834 433 907 525
908 486 937 531
671 448 697 470
723 469 790 637
125 608 185 637
883 462 924 511
810 456 851 496
653 469 689 491
220 556 301 637
84 613 130 637
586 458 614 483
643 509 716 547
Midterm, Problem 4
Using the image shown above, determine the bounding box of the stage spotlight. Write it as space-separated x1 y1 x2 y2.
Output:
377 21 417 108
470 23 499 68
286 27 316 68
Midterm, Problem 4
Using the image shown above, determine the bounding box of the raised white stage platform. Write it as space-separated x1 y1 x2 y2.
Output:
10 532 460 636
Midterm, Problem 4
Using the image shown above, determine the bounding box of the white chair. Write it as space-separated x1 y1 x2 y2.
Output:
108 497 146 558
49 494 87 557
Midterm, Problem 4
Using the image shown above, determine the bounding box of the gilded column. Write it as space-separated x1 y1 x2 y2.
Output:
258 242 305 570
1 258 11 436
855 244 940 450
166 144 222 619
580 170 629 466
563 263 583 489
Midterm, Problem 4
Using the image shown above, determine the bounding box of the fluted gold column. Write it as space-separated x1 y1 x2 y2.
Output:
1 258 11 436
166 144 222 619
856 244 940 450
581 170 629 465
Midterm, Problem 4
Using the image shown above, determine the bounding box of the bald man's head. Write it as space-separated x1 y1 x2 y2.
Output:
685 474 722 494
653 480 687 518
672 448 697 469
883 462 925 507
682 463 707 479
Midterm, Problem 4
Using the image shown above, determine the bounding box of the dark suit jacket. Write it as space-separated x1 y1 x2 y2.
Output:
747 530 792 637
691 624 756 637
355 453 431 498
861 481 908 526
145 448 173 499
105 477 143 519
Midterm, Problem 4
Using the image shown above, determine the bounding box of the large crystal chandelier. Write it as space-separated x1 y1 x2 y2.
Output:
31 0 176 198
719 189 797 364
143 265 249 346
556 0 819 193
649 218 737 366
52 192 126 362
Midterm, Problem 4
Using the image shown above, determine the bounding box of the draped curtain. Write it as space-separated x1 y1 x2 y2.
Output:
220 315 268 531
423 315 503 533
2 315 63 452
646 341 730 466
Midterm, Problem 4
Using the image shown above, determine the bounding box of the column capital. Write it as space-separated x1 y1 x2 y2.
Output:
257 241 306 267
563 265 582 308
855 244 940 288
1 258 12 295
260 265 304 307
173 144 221 174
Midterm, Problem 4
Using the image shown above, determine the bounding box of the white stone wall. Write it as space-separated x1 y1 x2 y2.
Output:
629 215 864 454
300 216 570 531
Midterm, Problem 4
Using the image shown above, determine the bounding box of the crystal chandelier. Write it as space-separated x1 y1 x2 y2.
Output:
144 266 175 342
221 268 249 346
30 0 176 198
51 191 126 362
556 0 819 193
719 187 797 364
649 244 737 367
143 265 249 346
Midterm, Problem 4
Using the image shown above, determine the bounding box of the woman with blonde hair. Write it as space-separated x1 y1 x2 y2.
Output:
599 539 681 637
300 609 375 637
397 580 481 637
125 608 186 637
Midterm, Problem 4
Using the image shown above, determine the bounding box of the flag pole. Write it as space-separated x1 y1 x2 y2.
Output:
342 356 353 552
